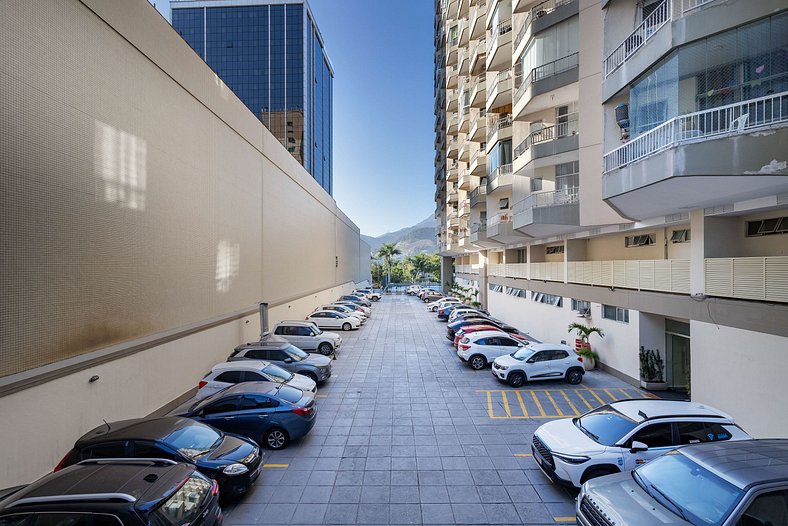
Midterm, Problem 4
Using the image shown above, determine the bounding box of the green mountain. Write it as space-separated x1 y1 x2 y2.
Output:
362 216 437 256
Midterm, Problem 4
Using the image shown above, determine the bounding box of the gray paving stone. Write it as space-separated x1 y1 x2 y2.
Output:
291 503 327 524
420 503 455 525
390 485 421 503
451 503 488 525
419 485 450 504
389 503 422 525
323 503 358 525
330 486 361 504
357 503 390 524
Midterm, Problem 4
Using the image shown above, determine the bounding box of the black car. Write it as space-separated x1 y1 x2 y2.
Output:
446 317 518 340
56 417 262 499
0 458 222 526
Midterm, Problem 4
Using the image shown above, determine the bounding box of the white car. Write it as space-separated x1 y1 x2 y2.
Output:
492 343 584 387
354 289 381 301
197 360 316 398
427 298 461 312
306 310 361 331
532 399 751 488
457 330 529 370
314 304 366 323
335 301 371 316
447 308 488 323
406 285 422 295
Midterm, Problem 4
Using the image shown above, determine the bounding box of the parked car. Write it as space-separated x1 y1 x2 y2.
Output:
229 338 332 383
197 360 316 398
354 288 381 301
453 325 538 348
0 459 222 525
421 292 445 303
55 417 263 498
313 304 366 323
406 285 421 295
335 300 371 316
457 330 529 370
447 307 490 323
446 317 517 340
576 439 787 526
337 294 371 307
168 382 317 450
492 342 584 387
272 320 341 355
427 297 461 312
532 399 751 489
306 310 361 331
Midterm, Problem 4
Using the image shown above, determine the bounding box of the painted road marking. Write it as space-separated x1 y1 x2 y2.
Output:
478 388 655 419
513 453 533 457
263 464 289 468
554 517 576 523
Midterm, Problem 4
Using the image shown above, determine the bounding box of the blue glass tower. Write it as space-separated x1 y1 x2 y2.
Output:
171 0 333 195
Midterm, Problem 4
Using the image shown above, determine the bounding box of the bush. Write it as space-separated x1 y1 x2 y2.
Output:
639 346 665 382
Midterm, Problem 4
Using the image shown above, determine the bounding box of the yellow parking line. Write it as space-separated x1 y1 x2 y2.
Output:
544 390 565 416
560 390 580 416
554 517 576 523
585 388 606 406
530 391 547 417
486 391 494 418
618 388 633 399
575 390 594 411
515 391 529 418
263 464 289 468
501 391 512 417
513 453 532 457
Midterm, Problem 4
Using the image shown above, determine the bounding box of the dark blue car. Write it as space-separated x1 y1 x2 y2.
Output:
168 382 317 450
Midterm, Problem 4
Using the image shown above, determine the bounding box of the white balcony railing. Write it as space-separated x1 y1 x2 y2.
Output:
603 0 672 78
487 114 513 142
488 210 512 227
487 18 513 55
705 257 788 303
603 91 788 173
567 259 689 293
488 68 512 97
531 262 564 282
514 113 579 159
515 53 579 104
487 163 513 191
515 0 574 51
513 187 579 214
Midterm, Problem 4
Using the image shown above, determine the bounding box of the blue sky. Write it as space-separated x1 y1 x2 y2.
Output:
153 1 436 237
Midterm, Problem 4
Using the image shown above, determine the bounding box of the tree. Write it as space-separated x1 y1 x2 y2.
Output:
376 243 401 287
408 253 430 283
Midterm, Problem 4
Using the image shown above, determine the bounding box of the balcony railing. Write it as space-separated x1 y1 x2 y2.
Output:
603 91 788 173
487 19 513 55
471 38 487 66
603 0 671 78
470 147 484 167
471 222 487 234
469 184 487 207
488 68 512 97
705 257 788 303
487 163 512 191
515 53 579 104
487 114 513 142
681 0 715 13
515 0 574 51
514 113 579 159
487 209 512 227
513 187 580 214
567 259 689 293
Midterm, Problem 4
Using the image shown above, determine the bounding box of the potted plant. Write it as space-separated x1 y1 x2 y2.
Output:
567 322 604 370
639 346 667 390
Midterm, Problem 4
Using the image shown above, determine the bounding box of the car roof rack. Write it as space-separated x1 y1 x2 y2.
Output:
77 458 178 467
7 493 137 508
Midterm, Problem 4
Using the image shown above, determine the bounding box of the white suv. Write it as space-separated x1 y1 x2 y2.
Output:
531 399 751 488
197 360 316 398
492 343 584 387
457 330 528 370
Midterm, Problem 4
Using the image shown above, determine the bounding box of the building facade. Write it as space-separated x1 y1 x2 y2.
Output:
171 0 333 194
0 0 364 487
434 0 788 437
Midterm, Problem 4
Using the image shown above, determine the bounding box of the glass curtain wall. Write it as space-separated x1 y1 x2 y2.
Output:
516 17 578 86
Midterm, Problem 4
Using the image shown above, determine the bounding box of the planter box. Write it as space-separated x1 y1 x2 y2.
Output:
640 380 668 391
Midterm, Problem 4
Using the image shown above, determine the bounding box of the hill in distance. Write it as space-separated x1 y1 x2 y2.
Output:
362 216 437 256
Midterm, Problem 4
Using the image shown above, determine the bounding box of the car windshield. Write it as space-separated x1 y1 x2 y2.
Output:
274 384 304 404
283 345 309 361
634 452 744 526
165 422 223 459
574 405 637 445
511 348 534 360
311 327 322 335
263 364 294 382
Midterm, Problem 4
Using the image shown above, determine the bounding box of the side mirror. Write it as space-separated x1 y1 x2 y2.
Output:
526 358 535 364
630 441 648 453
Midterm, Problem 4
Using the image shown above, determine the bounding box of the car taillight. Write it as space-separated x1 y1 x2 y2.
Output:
460 344 470 351
54 449 74 472
292 406 314 417
578 357 583 363
305 317 309 320
212 479 219 496
198 381 208 389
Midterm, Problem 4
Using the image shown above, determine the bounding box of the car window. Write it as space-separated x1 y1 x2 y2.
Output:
631 423 674 448
297 327 312 336
736 489 788 526
283 345 309 360
204 398 240 415
475 338 489 345
80 441 127 460
262 364 294 382
214 371 243 383
32 514 122 526
132 441 178 461
241 395 279 410
245 350 266 360
531 352 549 362
243 371 266 382
273 326 286 335
676 422 733 444
501 338 520 347
551 350 569 360
0 516 31 526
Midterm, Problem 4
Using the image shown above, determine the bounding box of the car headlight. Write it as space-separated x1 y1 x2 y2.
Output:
552 452 591 465
222 463 249 475
497 364 509 370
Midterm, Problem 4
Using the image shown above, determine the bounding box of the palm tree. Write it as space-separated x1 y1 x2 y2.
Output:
409 253 430 283
376 243 401 287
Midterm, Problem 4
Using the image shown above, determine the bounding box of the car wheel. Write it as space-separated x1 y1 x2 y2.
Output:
508 372 526 388
469 355 486 370
342 322 352 331
263 428 290 450
303 372 318 383
318 342 333 355
566 369 583 385
580 467 618 484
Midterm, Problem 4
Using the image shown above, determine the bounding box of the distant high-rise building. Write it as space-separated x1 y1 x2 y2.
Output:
171 0 333 194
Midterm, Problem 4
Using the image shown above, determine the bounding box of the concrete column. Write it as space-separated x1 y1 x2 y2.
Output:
441 256 454 293
479 250 488 309
689 209 705 296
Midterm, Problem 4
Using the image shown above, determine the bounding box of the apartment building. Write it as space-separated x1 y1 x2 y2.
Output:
434 0 788 437
0 0 367 487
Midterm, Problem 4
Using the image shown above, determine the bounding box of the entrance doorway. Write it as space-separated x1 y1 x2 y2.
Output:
665 320 690 392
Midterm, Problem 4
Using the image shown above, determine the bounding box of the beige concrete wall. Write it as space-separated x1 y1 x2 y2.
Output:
586 230 667 261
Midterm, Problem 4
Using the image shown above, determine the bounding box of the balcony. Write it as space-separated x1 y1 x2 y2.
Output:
448 185 459 203
603 0 671 79
447 161 460 182
448 211 460 228
486 18 513 71
487 209 528 243
458 47 469 75
469 109 487 142
459 105 471 133
458 169 472 191
459 199 470 217
455 264 479 275
471 221 501 247
486 113 513 147
567 259 690 294
447 137 459 159
469 147 487 175
469 38 487 76
469 2 486 39
446 88 458 111
458 140 471 162
458 16 469 45
448 112 459 134
469 185 487 208
512 187 580 237
446 65 457 89
514 0 578 62
486 68 513 111
469 75 486 108
603 91 788 220
447 40 458 67
513 53 578 119
486 163 513 195
705 257 788 304
513 114 579 174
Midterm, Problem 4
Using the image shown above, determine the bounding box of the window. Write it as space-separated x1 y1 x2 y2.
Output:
531 177 543 192
31 514 122 526
244 371 266 381
241 395 279 410
532 292 563 307
747 216 788 236
506 286 527 298
498 198 509 209
81 442 127 460
530 352 550 362
625 233 656 247
676 422 733 444
245 350 267 360
273 326 288 335
500 338 520 347
204 399 240 415
545 245 564 255
670 229 691 243
215 371 244 383
549 350 570 360
736 490 788 526
295 326 313 336
571 299 590 312
631 423 674 448
133 441 178 461
603 305 629 323
475 338 490 345
489 283 503 293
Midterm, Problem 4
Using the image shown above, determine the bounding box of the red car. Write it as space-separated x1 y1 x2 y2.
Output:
453 324 541 348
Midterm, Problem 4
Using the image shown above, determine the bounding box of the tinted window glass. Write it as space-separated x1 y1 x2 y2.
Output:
262 364 294 382
245 350 266 360
283 345 309 360
81 442 127 460
575 406 638 446
0 516 32 526
551 350 569 360
296 327 312 336
241 395 278 410
737 489 788 526
475 338 488 345
204 398 240 415
244 371 266 382
677 422 733 444
214 371 243 383
531 352 549 362
501 338 519 347
273 326 287 335
33 514 122 526
164 422 222 460
631 423 674 448
132 441 178 461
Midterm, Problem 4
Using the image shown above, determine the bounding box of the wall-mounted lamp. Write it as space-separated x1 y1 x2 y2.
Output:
88 375 100 383
608 286 615 292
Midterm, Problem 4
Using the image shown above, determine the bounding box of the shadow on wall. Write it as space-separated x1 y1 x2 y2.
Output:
94 122 147 211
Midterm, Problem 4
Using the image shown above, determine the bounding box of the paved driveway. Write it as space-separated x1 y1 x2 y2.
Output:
224 294 650 525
